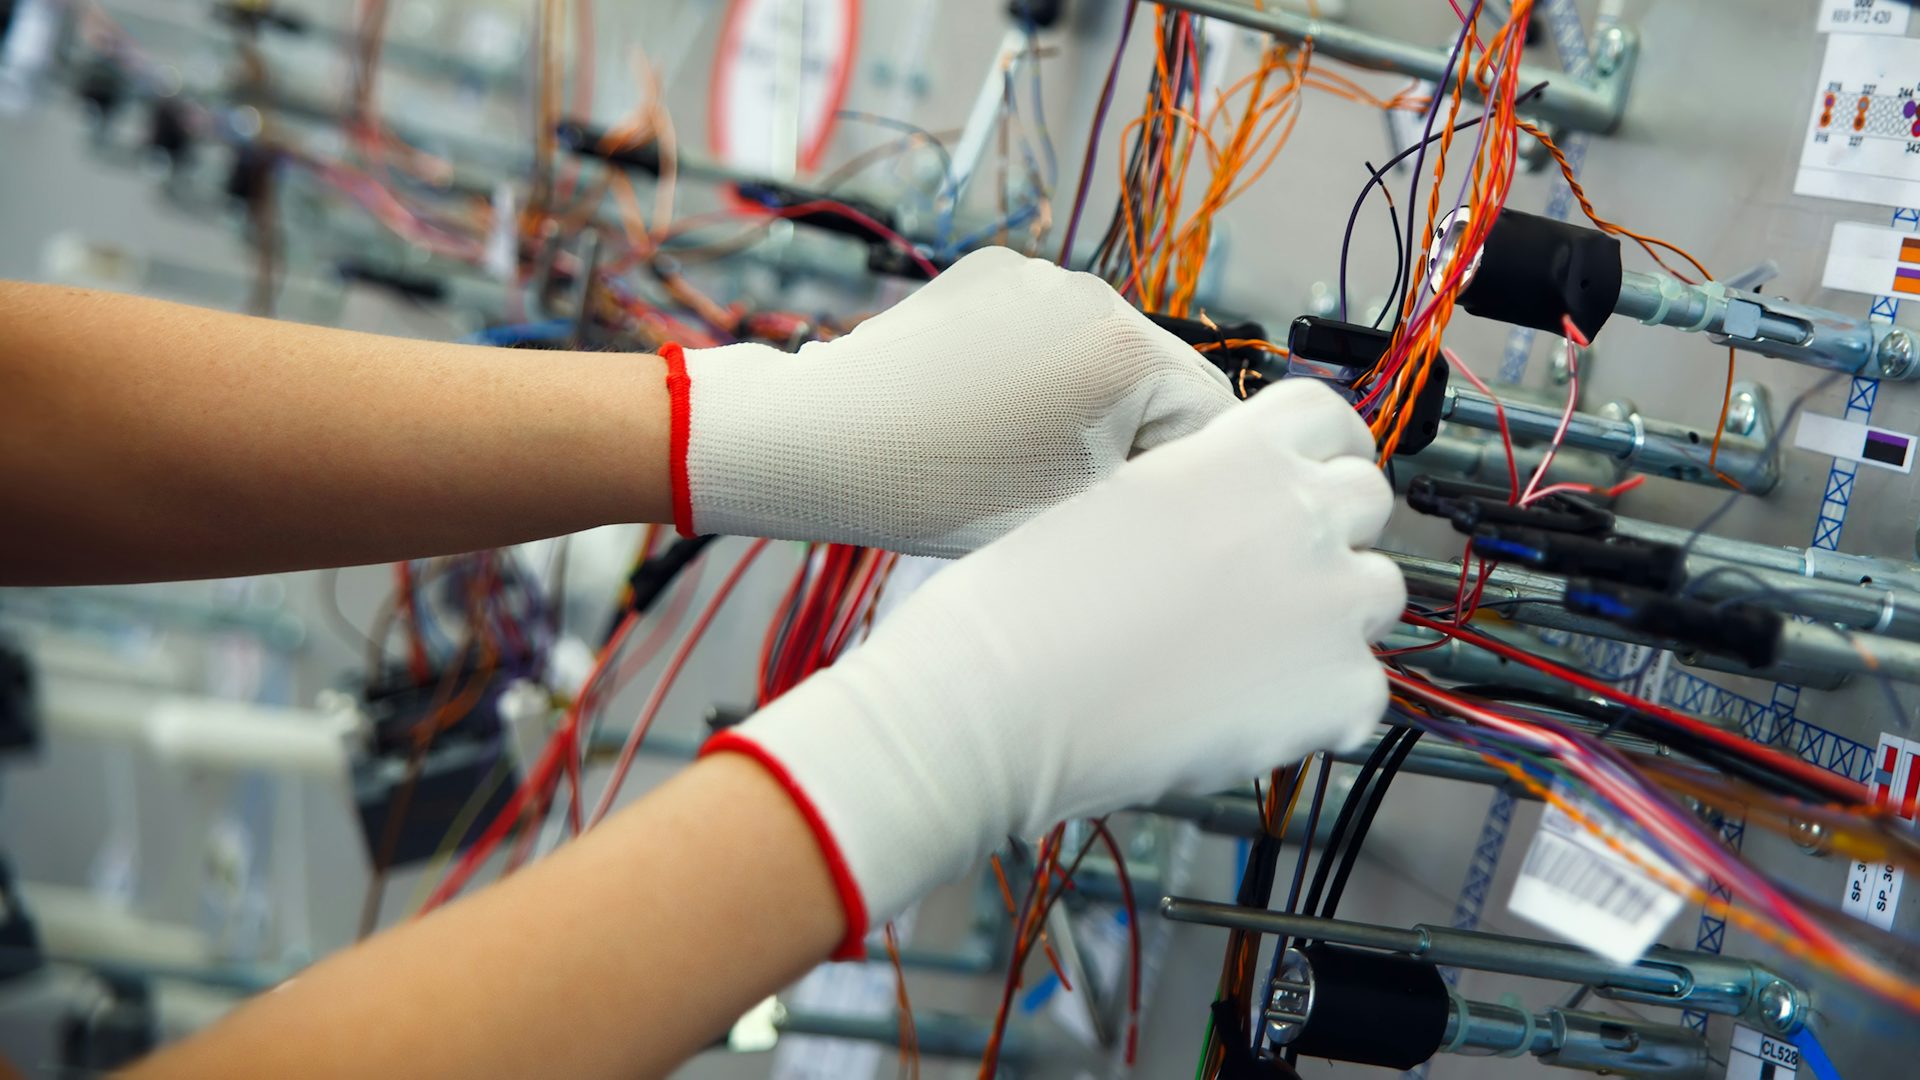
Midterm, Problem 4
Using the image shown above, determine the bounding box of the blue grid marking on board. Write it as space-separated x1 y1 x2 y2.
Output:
1682 206 1913 1030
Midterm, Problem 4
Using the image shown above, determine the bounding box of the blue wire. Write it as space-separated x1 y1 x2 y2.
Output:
461 319 573 348
940 203 1041 260
1791 1028 1845 1080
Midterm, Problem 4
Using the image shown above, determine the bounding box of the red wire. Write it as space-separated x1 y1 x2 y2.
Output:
394 562 431 682
1400 612 1871 806
589 539 772 827
758 547 817 707
1090 821 1142 1066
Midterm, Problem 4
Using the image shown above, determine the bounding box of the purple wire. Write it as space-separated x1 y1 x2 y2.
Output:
1057 3 1138 266
1348 0 1482 322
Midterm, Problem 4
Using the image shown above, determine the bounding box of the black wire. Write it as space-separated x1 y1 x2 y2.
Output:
1320 730 1424 918
1333 81 1549 330
1299 726 1407 932
1364 161 1406 331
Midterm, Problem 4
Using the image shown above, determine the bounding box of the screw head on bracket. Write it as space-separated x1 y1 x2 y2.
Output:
1789 818 1830 855
1877 327 1915 379
1756 979 1802 1034
1724 391 1760 436
1595 27 1629 78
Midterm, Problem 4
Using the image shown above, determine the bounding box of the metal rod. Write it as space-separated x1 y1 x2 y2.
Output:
1147 0 1637 133
1397 430 1624 497
1440 383 1778 493
1615 269 1919 380
1163 899 1801 1028
1610 516 1920 597
1389 552 1854 690
1443 998 1710 1078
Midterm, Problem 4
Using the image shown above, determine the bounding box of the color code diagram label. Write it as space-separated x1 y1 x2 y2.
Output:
1794 411 1916 472
1727 1025 1799 1080
1825 219 1920 297
1797 34 1920 208
1843 732 1917 929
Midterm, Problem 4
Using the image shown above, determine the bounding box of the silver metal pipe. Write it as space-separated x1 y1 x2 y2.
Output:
1148 0 1637 133
1397 431 1624 498
1615 269 1920 379
1610 517 1920 597
1382 626 1597 695
1444 998 1710 1079
1389 553 1853 690
1164 899 1805 1032
1440 383 1779 493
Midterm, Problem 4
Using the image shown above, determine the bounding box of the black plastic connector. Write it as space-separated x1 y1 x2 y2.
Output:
1564 580 1784 669
147 99 193 163
1470 524 1687 593
1146 312 1279 395
335 261 448 303
555 120 662 174
211 2 308 34
1455 208 1622 343
1008 0 1066 29
734 180 902 246
77 59 126 119
866 243 948 282
1406 475 1614 536
1287 317 1448 455
225 141 277 205
0 635 36 756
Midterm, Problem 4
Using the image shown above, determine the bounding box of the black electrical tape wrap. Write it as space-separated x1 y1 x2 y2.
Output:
1286 944 1448 1070
1457 208 1622 343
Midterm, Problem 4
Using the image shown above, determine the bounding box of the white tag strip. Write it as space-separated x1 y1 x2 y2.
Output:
1818 0 1912 35
1843 732 1914 929
1508 796 1688 965
1794 411 1917 472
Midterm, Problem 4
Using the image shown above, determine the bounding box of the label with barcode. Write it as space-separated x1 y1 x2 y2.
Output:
1508 797 1687 964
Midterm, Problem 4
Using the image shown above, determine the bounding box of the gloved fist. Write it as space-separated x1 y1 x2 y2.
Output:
704 379 1405 956
665 247 1237 557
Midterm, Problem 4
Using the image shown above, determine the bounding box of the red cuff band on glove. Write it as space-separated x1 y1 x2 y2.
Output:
661 342 697 538
701 730 872 962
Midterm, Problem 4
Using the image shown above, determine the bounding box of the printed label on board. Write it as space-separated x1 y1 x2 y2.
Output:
1843 733 1914 929
1823 219 1920 296
1509 796 1688 965
1796 34 1920 208
1819 0 1913 35
1728 1025 1801 1080
1793 412 1917 472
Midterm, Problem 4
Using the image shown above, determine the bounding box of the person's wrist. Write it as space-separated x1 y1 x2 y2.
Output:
701 590 1022 952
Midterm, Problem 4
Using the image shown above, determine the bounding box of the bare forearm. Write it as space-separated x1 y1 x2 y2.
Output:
126 755 843 1080
0 283 672 584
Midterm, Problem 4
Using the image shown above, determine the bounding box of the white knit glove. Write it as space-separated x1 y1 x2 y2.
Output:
703 379 1405 956
662 247 1237 556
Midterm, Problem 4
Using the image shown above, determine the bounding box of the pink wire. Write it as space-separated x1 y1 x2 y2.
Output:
1517 316 1586 506
1442 347 1518 500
